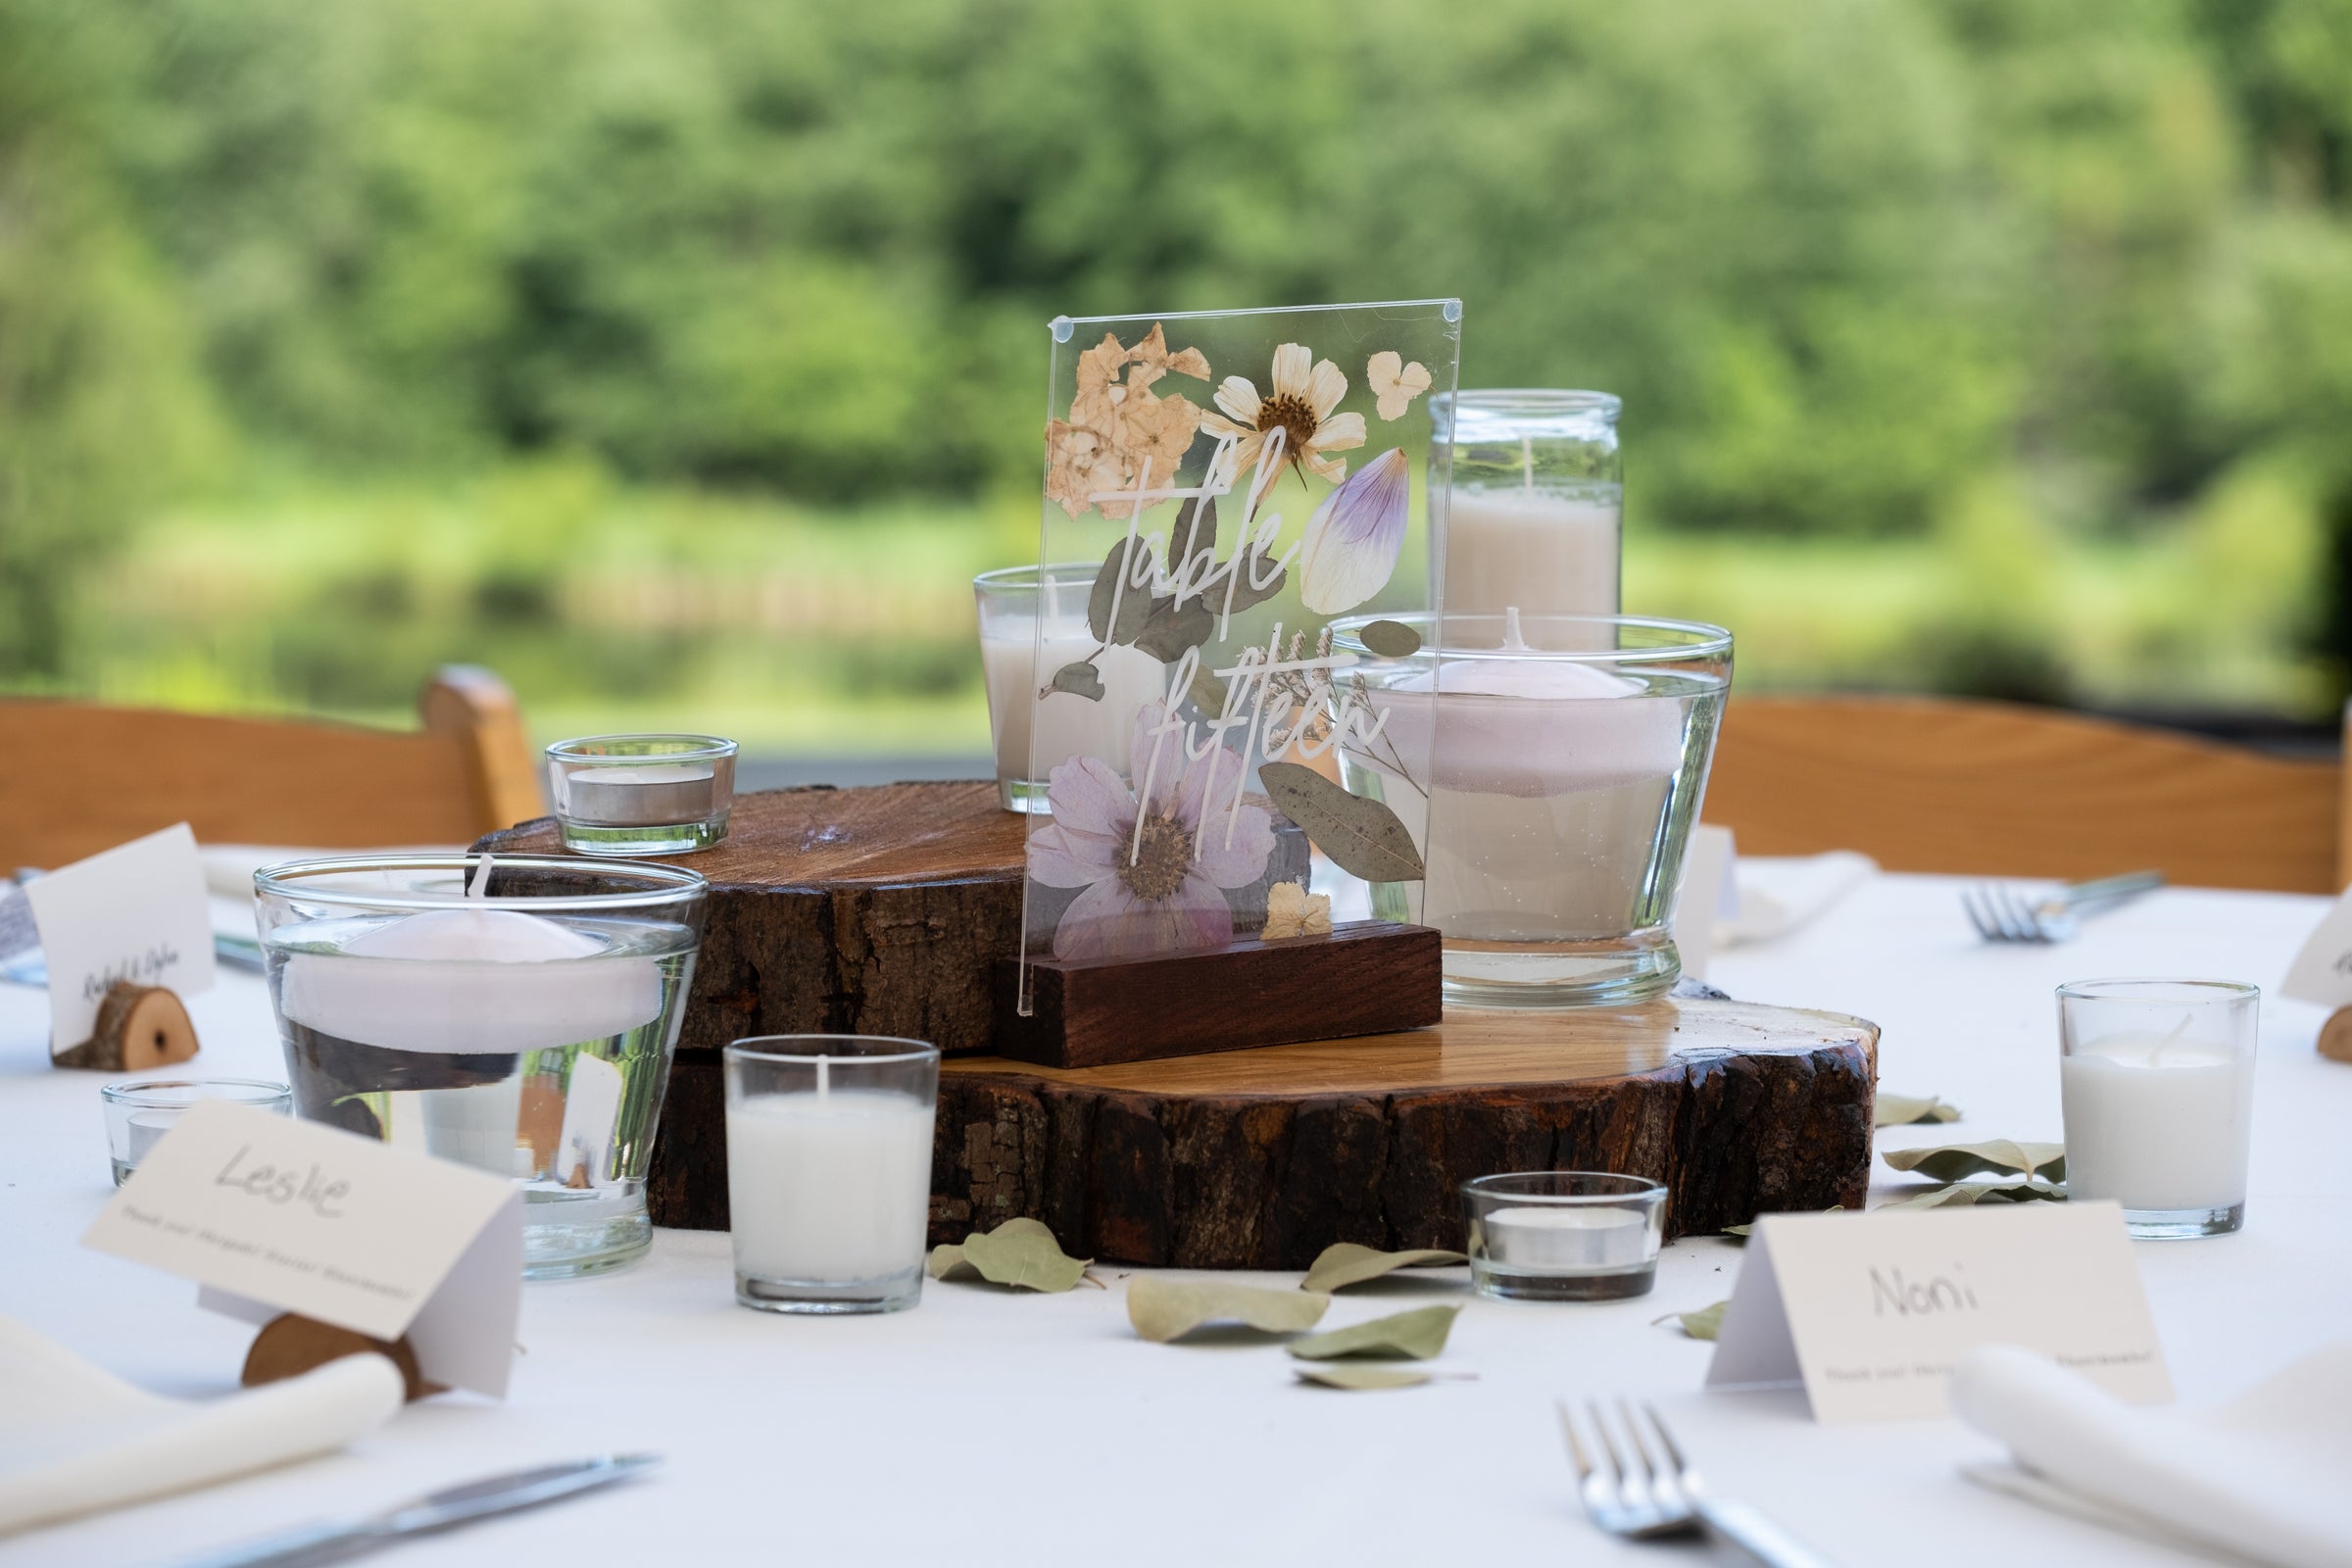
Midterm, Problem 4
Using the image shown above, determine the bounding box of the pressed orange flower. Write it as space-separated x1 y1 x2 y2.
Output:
1046 323 1211 519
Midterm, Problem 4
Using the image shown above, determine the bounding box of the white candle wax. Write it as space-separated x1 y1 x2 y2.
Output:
277 907 664 1055
980 623 1166 781
727 1089 936 1283
124 1109 179 1164
1445 488 1621 618
562 763 717 827
2061 1032 2254 1211
1483 1205 1652 1272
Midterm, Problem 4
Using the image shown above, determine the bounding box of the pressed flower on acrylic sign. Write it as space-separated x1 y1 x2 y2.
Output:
1298 448 1409 614
1366 352 1431 421
1047 324 1212 520
1201 343 1365 491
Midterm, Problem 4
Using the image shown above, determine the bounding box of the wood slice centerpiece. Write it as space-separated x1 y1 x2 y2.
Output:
483 783 1879 1251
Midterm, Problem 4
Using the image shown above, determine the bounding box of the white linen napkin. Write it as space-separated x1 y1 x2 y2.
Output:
0 1314 404 1537
1952 1343 2352 1568
1719 851 1877 948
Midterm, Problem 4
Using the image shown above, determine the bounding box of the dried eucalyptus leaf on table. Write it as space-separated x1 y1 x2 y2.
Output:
1883 1140 2065 1183
1128 1277 1331 1342
927 1217 1092 1292
1877 1180 2066 1210
1298 1243 1467 1293
1656 1300 1727 1341
1876 1092 1962 1127
1257 762 1425 883
1287 1304 1461 1361
1295 1364 1435 1391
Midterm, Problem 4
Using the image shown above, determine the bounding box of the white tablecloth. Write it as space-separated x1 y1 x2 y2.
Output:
2 874 2345 1567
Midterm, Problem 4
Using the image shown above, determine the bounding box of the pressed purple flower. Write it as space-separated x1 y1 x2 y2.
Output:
1298 447 1409 614
1027 703 1276 962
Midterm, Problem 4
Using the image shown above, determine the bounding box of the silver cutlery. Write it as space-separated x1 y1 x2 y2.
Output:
1557 1399 1839 1567
161 1452 658 1568
1963 869 2164 945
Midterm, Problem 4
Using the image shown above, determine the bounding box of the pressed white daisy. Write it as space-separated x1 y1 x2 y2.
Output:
1201 342 1366 493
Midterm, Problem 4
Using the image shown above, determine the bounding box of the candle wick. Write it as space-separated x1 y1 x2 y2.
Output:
1501 606 1528 652
469 854 494 902
2154 1011 2193 1065
817 1055 829 1099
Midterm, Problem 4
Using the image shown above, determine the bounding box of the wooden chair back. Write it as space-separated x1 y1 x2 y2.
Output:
1701 695 2346 894
0 665 546 869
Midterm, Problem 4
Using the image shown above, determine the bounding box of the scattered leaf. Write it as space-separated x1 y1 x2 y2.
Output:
1132 595 1216 662
1258 761 1426 883
1298 1243 1467 1293
1655 1300 1727 1341
1721 1206 1843 1244
1127 1277 1331 1343
1876 1092 1962 1127
1357 619 1423 659
1295 1364 1433 1391
954 1218 1093 1292
1287 1303 1461 1361
1877 1180 2066 1210
1087 540 1154 645
1048 661 1104 701
927 1243 972 1280
1883 1140 2065 1184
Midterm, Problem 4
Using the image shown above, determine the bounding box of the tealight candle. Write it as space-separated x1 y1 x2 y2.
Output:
2058 980 2259 1238
546 735 738 856
724 1036 941 1313
100 1077 292 1187
563 763 716 827
1482 1204 1652 1271
1462 1172 1667 1301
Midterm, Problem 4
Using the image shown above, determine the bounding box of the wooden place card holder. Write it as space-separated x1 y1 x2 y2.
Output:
998 921 1442 1068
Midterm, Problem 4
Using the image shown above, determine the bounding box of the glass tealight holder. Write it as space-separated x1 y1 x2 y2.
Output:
1463 1172 1667 1301
724 1036 941 1314
2059 978 2259 1240
255 855 708 1279
1331 612 1731 1007
547 735 737 856
974 564 1169 814
1432 390 1623 621
102 1078 292 1186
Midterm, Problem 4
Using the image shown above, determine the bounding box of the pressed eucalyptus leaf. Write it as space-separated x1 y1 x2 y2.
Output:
958 1218 1092 1292
1357 619 1422 659
1883 1140 2065 1184
1048 661 1105 701
1127 1277 1331 1342
1132 596 1215 662
1224 546 1288 612
1258 762 1426 883
1188 662 1231 717
1295 1364 1433 1391
1655 1300 1727 1341
1087 540 1154 645
1876 1092 1962 1127
1169 496 1218 570
1299 1243 1467 1293
1288 1303 1461 1361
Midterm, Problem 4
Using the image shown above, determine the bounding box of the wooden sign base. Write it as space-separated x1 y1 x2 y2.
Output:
998 922 1441 1068
241 1313 439 1402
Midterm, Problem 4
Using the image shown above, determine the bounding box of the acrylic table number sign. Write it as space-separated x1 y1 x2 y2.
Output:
1012 302 1462 1062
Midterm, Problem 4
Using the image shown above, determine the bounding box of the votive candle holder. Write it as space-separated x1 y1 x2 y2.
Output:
1463 1171 1667 1300
547 735 738 856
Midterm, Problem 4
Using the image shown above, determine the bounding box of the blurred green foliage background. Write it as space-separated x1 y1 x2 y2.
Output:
6 0 2351 749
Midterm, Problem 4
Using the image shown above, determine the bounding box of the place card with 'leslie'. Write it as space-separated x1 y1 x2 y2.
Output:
81 1099 522 1396
1705 1202 2170 1422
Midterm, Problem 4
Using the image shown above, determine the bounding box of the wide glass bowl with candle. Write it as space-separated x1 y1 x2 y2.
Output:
254 855 708 1279
1330 612 1731 1007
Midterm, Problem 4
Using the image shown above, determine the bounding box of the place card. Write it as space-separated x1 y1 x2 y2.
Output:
1704 1202 2169 1422
2282 887 2352 1008
24 822 216 1059
82 1099 521 1397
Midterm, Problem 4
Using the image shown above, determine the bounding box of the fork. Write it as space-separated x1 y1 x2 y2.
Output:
1962 869 2164 945
1557 1399 1840 1567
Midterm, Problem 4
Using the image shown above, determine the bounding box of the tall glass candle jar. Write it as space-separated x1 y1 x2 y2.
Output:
255 855 708 1279
1431 390 1622 622
2059 979 2258 1239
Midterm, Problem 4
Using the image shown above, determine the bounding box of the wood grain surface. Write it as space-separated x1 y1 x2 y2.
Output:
1706 694 2344 893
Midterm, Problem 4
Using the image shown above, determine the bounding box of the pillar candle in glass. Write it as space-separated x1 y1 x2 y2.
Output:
2059 979 2258 1239
255 855 708 1279
1333 611 1731 1006
724 1035 941 1313
974 563 1169 813
1431 390 1622 625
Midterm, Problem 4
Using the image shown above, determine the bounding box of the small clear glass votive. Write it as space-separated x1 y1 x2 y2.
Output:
975 563 1169 813
724 1035 941 1314
2059 978 2258 1240
547 735 737 856
102 1078 292 1186
256 855 709 1279
1431 390 1623 620
1332 612 1731 1006
1463 1172 1667 1301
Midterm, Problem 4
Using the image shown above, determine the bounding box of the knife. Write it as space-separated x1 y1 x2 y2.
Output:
163 1453 659 1568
